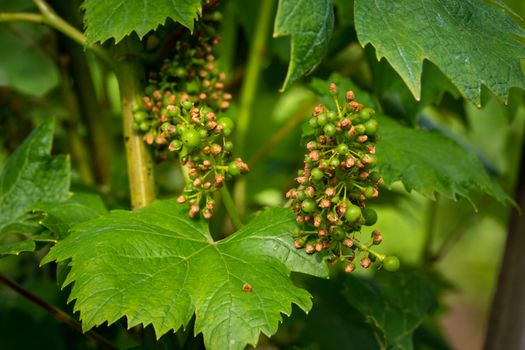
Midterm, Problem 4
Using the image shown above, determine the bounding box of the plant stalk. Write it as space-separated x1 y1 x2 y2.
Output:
113 36 156 210
235 0 274 156
220 186 244 230
0 272 117 350
233 0 275 214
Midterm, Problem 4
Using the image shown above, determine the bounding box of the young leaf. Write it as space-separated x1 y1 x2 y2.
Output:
0 119 70 255
376 115 513 206
82 0 202 44
354 0 525 105
274 0 334 90
343 273 437 350
41 200 328 350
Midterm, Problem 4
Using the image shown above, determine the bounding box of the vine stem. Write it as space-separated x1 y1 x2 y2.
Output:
233 0 275 213
351 239 385 262
0 272 117 350
235 0 274 154
113 36 156 210
220 186 244 230
0 0 113 67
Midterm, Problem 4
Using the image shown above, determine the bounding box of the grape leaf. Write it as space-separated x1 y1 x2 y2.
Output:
274 0 334 90
0 119 70 255
0 240 35 256
41 201 328 350
32 193 107 240
354 0 525 105
376 115 513 205
82 0 202 45
343 273 437 350
0 24 59 96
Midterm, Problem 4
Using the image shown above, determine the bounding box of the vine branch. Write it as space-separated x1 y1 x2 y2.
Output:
0 272 117 350
233 0 275 214
0 0 113 67
220 186 244 230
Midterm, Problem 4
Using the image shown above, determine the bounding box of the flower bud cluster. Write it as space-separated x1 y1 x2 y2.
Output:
287 83 390 271
133 24 248 219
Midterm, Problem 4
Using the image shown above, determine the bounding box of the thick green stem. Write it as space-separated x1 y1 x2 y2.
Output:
0 272 116 350
114 36 156 210
220 186 244 230
235 0 274 155
233 0 275 214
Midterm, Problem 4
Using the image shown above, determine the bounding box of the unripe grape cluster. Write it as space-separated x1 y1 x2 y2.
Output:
133 24 248 219
287 83 399 272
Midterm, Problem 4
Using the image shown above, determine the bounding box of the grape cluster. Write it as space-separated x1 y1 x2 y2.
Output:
133 25 248 219
287 83 399 272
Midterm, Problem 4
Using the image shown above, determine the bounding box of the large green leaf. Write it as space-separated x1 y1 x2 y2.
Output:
343 273 437 350
354 0 525 105
0 24 59 96
82 0 202 44
42 201 328 350
376 115 512 205
0 119 70 255
274 0 334 90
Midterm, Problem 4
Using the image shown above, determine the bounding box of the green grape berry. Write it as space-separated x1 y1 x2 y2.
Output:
317 113 328 126
362 207 377 226
363 186 375 199
139 121 150 132
223 141 234 151
308 117 318 128
364 119 378 136
383 256 400 272
345 204 362 222
181 128 201 149
134 111 148 123
354 124 366 135
311 167 324 181
182 100 193 111
330 158 341 168
323 123 336 137
337 143 349 155
217 117 234 131
332 228 346 241
228 161 241 176
301 199 317 213
359 107 375 121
